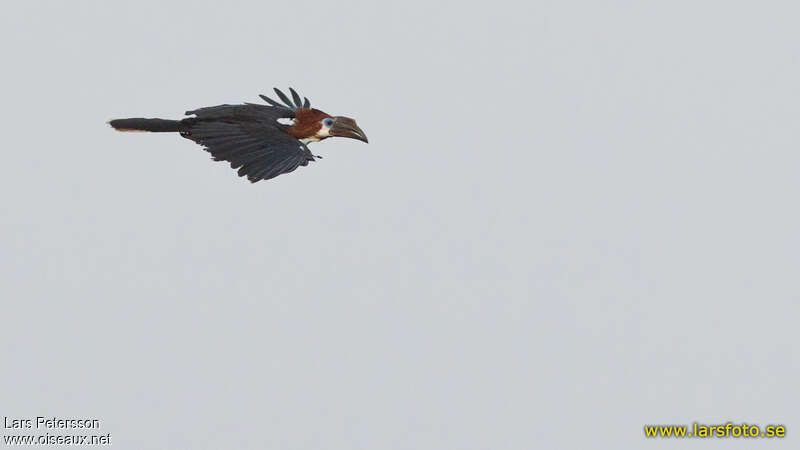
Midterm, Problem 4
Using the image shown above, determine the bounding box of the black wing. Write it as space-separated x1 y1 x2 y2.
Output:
183 103 315 183
259 87 311 111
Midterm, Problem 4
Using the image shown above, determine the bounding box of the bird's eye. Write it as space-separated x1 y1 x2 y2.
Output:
323 118 334 127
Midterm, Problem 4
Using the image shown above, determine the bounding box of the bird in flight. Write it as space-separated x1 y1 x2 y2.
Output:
109 88 368 183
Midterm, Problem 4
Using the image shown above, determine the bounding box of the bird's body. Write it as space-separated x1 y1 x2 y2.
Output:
109 88 367 183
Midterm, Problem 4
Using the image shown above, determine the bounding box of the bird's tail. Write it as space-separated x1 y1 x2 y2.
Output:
108 118 185 132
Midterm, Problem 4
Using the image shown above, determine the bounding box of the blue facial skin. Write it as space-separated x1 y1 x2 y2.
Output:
323 118 334 127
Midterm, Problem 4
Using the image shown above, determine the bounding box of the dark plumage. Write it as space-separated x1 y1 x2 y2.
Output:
109 88 368 183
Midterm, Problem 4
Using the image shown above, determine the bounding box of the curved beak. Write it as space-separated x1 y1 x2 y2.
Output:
330 116 368 143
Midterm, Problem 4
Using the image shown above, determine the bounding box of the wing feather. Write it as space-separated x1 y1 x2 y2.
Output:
273 88 294 109
289 88 303 109
258 95 290 109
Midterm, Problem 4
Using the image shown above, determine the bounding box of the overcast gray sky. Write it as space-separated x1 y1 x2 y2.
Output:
1 1 798 449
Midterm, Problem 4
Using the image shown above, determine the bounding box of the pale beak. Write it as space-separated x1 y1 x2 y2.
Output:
330 116 368 143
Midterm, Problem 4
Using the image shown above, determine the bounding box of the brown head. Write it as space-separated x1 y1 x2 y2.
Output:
287 108 368 144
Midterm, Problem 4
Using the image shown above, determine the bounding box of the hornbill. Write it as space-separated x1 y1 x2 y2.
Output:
109 88 368 183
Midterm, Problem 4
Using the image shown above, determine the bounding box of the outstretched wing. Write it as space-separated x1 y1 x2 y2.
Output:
183 103 315 182
259 87 311 111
